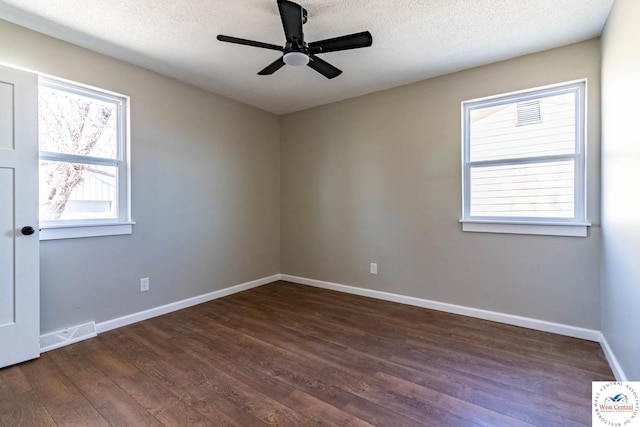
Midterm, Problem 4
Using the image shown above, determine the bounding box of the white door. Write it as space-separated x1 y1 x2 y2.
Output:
0 64 40 368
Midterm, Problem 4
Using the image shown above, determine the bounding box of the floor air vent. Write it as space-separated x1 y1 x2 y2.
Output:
39 321 97 352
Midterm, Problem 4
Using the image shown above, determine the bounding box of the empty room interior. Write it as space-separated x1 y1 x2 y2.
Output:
0 0 639 425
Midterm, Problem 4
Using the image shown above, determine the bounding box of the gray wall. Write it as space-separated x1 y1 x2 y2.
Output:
0 17 608 339
281 39 602 330
0 20 281 334
601 0 640 380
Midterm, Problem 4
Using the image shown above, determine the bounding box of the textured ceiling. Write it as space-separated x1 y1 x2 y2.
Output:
0 0 614 115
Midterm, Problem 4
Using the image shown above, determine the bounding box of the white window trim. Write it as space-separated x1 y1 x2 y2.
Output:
460 80 589 237
40 222 135 241
460 220 589 237
38 75 133 240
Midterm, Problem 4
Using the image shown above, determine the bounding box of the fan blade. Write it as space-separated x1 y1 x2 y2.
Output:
258 57 286 75
308 31 373 54
307 54 342 79
278 0 304 43
217 35 283 51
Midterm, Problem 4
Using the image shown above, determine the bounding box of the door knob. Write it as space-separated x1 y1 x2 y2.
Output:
21 226 35 236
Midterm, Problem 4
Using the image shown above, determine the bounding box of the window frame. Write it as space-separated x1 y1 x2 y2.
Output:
460 80 589 237
38 76 133 240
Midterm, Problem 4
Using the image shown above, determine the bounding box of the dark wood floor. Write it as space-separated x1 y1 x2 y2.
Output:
1 281 613 426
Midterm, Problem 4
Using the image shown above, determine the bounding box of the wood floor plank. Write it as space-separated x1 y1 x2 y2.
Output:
0 365 32 396
165 347 310 427
285 389 376 427
180 331 388 427
373 371 536 427
195 290 564 425
171 297 542 426
116 370 212 426
188 309 447 426
218 282 610 425
47 345 163 427
0 281 613 426
198 282 606 426
152 314 424 427
77 334 140 379
251 283 609 377
97 331 257 427
0 393 57 427
17 354 111 426
225 281 604 424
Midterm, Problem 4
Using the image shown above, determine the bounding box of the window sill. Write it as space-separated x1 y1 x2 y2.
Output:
39 222 135 241
460 220 590 237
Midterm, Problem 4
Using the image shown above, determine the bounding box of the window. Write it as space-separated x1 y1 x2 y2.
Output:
461 81 588 237
38 77 132 240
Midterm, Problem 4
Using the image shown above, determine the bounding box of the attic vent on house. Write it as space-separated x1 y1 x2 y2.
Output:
516 100 542 126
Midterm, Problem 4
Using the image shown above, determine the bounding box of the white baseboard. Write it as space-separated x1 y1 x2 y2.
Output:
45 272 622 377
599 333 628 381
96 274 280 334
280 274 602 342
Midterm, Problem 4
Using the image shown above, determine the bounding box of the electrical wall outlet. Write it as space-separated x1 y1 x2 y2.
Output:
370 263 378 275
140 277 150 292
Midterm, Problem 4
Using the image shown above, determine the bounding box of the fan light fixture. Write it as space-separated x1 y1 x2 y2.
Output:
217 0 373 79
283 51 309 66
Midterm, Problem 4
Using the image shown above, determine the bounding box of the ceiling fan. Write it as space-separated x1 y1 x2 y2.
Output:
217 0 373 79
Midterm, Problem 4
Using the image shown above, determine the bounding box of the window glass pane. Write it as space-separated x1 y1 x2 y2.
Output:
470 160 574 218
39 160 117 221
39 86 118 159
469 92 575 162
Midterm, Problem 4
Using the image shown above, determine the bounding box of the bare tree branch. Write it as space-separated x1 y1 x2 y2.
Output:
39 91 114 220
